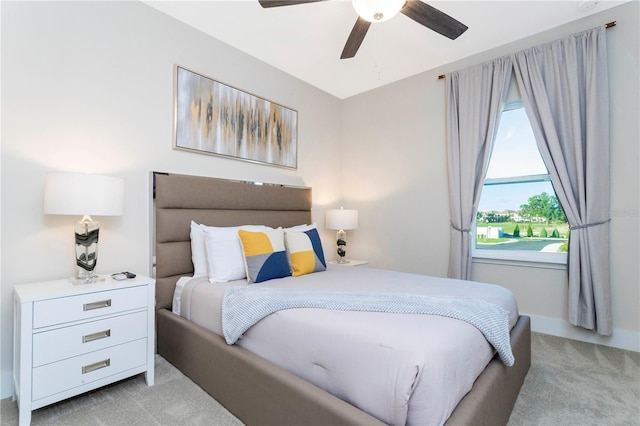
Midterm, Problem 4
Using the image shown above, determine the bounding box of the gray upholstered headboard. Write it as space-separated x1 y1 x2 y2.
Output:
153 172 312 310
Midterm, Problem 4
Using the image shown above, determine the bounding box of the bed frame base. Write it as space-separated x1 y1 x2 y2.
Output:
158 308 530 426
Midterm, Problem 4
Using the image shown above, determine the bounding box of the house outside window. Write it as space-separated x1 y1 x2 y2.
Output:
473 102 568 266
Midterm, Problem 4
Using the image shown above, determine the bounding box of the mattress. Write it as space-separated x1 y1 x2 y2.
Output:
175 265 519 426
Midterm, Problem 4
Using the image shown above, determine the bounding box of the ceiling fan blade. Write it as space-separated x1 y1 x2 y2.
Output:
258 0 326 8
341 17 371 59
401 0 468 40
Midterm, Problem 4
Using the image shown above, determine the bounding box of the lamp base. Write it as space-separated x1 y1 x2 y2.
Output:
70 274 105 285
75 216 100 284
336 229 348 264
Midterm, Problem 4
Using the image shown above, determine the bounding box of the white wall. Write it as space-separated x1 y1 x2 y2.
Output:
0 0 343 398
342 2 639 350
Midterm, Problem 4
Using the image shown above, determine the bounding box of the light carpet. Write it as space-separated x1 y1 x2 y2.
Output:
0 354 242 426
1 332 638 425
508 332 639 425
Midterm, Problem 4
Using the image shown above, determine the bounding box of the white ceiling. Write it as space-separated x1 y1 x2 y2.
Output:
144 0 626 99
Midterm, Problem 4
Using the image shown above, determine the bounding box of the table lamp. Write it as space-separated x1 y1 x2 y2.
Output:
44 172 124 284
325 207 358 264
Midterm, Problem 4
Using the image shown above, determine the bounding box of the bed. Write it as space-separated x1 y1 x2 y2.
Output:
153 172 531 425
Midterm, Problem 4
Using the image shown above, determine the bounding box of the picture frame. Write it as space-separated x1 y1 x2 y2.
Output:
173 65 298 169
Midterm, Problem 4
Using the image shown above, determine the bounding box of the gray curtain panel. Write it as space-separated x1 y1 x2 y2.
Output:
512 26 612 335
445 57 512 280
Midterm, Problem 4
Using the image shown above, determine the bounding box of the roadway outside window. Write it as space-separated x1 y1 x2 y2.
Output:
473 102 568 266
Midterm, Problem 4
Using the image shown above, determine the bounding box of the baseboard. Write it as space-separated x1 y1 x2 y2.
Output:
526 313 640 352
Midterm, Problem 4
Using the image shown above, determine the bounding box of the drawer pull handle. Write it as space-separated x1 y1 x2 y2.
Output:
82 359 110 374
83 299 112 311
82 329 111 343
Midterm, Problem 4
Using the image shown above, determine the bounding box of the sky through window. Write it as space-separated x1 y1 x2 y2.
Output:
478 106 553 212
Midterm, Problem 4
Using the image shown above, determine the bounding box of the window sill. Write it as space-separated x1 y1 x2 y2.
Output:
472 250 567 270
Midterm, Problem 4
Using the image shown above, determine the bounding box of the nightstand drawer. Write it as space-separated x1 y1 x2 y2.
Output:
32 338 147 402
33 285 148 328
32 310 148 367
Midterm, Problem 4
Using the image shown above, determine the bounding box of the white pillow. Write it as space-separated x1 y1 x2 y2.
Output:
205 225 272 283
286 223 316 232
190 221 208 277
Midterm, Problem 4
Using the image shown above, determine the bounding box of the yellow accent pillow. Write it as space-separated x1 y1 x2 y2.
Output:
284 227 326 277
238 228 291 283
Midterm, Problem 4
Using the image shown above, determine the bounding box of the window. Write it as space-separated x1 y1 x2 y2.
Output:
473 102 568 266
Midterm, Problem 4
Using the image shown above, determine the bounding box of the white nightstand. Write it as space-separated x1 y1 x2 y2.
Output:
328 259 368 266
13 274 155 426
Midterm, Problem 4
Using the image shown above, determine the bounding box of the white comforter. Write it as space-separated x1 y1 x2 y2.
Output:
176 265 519 426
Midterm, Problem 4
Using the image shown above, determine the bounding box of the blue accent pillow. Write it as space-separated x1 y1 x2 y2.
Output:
238 228 291 283
284 226 326 277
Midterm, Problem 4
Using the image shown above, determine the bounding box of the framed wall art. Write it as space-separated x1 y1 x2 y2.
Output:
173 65 297 169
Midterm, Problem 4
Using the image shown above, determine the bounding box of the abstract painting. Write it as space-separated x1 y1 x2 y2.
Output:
174 65 297 169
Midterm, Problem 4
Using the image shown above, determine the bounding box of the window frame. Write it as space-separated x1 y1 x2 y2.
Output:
471 102 567 269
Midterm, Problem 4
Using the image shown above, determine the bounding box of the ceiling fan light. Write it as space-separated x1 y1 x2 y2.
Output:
352 0 405 23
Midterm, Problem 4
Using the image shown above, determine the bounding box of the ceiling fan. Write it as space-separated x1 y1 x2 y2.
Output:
257 0 468 59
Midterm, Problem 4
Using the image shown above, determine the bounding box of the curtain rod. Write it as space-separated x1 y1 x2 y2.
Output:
437 21 617 80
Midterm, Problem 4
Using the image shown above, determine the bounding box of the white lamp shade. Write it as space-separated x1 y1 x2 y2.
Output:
326 209 358 231
44 172 124 216
352 0 405 22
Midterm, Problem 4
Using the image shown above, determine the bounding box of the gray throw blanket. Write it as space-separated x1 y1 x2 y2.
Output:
222 286 515 366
